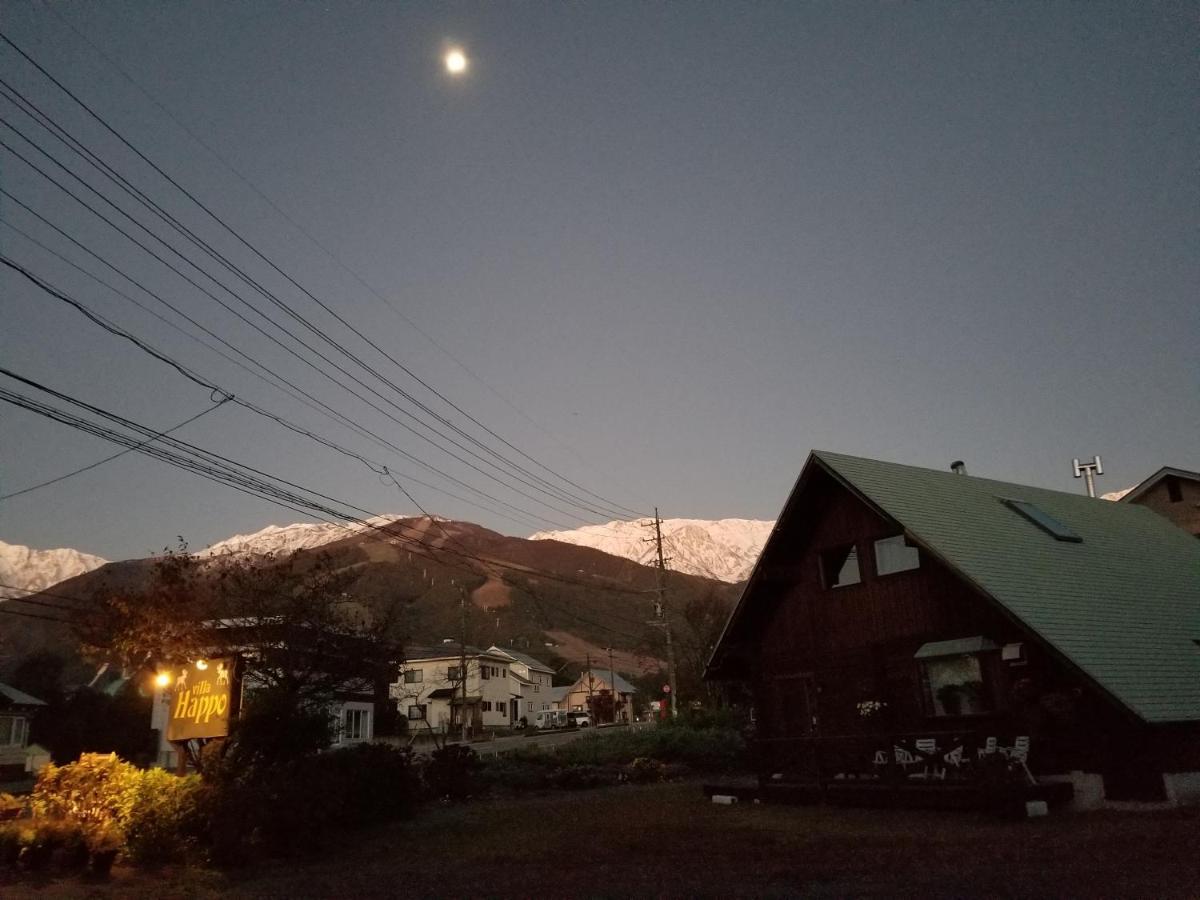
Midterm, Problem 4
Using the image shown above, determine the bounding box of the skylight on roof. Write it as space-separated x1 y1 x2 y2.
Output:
1000 498 1083 543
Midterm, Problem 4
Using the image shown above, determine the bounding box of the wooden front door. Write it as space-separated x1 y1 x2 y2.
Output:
765 672 819 739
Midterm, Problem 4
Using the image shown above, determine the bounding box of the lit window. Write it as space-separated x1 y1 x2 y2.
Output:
874 535 919 576
821 544 861 588
403 669 423 684
919 654 992 717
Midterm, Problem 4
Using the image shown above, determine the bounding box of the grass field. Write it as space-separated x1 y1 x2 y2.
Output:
3 781 1198 898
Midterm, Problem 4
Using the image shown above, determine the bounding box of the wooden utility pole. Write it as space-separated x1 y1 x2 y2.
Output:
645 508 678 718
607 646 618 724
585 652 596 719
459 585 469 743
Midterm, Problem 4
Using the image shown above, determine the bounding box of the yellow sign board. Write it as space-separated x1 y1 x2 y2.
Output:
165 657 237 742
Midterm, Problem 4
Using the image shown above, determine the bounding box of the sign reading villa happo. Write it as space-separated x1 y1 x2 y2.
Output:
165 657 237 741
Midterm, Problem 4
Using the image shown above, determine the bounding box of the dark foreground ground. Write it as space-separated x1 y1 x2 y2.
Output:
4 781 1199 899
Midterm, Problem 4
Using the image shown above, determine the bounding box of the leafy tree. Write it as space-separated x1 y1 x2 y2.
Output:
72 543 406 769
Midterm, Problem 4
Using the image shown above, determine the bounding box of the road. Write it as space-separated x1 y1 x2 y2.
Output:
406 722 642 757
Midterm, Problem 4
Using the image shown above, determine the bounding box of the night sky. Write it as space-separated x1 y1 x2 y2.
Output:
2 2 1196 560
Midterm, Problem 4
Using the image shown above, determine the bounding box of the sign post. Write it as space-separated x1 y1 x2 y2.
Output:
165 656 240 773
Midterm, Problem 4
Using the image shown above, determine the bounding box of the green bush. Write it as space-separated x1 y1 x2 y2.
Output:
550 725 746 772
30 753 202 866
423 744 480 800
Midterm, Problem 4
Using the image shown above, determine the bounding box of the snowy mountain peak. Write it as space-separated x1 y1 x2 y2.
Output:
0 539 108 599
530 517 774 583
197 515 415 558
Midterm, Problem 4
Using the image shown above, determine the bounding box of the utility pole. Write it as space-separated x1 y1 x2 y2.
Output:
458 585 469 743
645 507 678 719
585 652 596 719
607 647 618 724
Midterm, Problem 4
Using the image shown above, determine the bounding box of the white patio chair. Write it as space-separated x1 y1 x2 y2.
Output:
915 738 941 779
1001 735 1037 785
976 736 997 759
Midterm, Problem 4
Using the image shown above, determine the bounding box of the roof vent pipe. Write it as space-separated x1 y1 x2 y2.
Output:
950 460 967 475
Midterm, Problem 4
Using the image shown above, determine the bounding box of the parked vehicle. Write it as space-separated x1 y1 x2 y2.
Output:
535 709 568 729
567 711 591 728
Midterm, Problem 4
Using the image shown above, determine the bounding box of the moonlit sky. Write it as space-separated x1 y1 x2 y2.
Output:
1 2 1196 561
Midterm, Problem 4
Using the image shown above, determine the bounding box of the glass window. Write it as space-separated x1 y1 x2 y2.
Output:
403 669 423 684
407 704 427 720
1001 498 1082 543
0 716 23 747
447 666 462 681
874 535 920 576
821 544 860 588
343 708 369 740
922 655 990 716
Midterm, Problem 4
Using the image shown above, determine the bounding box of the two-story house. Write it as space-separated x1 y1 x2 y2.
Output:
561 669 637 724
487 646 556 726
0 682 48 780
393 646 516 735
707 451 1200 809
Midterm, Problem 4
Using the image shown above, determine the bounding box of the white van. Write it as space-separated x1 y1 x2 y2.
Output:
535 709 568 729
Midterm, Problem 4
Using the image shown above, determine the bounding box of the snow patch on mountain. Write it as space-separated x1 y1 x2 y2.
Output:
197 515 413 558
0 539 108 599
530 518 774 583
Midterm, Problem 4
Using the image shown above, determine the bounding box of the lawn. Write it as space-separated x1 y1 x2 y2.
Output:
3 781 1198 898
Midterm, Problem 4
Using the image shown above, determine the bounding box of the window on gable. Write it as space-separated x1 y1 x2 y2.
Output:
821 544 861 588
874 535 920 576
1166 476 1183 503
1000 498 1082 542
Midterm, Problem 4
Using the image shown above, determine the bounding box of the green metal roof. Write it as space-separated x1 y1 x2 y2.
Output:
813 451 1200 724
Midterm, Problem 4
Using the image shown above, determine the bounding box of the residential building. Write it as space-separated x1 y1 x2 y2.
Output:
487 646 555 726
1116 466 1200 537
560 669 637 723
0 682 49 779
392 646 516 735
707 451 1200 809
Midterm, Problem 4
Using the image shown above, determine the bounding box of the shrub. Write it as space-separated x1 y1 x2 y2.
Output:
423 744 480 800
0 822 24 866
123 768 203 865
550 725 746 772
624 757 667 783
0 792 24 820
32 753 139 828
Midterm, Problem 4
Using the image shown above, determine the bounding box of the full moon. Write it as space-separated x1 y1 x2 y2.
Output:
445 49 468 74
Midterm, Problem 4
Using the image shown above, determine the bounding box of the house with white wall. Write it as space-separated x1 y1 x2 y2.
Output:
391 646 516 735
488 646 556 726
560 669 637 724
0 682 49 778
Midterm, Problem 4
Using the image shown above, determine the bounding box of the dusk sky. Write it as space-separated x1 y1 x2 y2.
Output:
1 1 1196 562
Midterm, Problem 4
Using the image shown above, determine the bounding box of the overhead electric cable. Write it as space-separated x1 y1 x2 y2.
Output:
0 44 648 520
0 138 598 526
0 213 569 530
0 370 661 622
37 0 639 517
0 79 638 528
0 399 229 501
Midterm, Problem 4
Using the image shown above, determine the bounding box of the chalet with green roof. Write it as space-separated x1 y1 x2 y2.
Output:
707 451 1200 808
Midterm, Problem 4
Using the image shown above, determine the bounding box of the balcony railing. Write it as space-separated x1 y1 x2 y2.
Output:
757 730 1031 786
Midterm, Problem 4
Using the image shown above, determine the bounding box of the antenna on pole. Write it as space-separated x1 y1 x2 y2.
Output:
1072 456 1104 498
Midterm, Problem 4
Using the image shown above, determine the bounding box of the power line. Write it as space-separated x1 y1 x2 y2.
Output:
0 137 599 527
0 47 643 522
0 367 660 618
0 399 228 501
0 250 556 532
39 0 636 514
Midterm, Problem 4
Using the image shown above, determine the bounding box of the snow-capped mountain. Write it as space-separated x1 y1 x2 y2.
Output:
197 514 413 557
530 518 774 583
0 539 108 600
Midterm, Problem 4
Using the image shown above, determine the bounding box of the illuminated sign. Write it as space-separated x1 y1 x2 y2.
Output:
165 657 237 742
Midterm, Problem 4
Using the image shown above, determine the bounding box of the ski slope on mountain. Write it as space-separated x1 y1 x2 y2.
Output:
530 518 773 583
